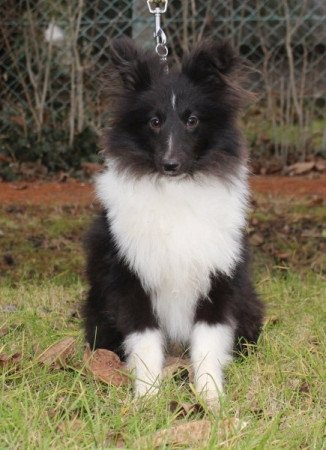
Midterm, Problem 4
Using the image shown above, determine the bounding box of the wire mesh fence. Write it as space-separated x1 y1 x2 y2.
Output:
0 0 325 174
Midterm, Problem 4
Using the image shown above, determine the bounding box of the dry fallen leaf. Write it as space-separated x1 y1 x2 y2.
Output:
299 381 310 394
169 401 205 419
83 344 130 386
0 326 9 337
219 417 248 435
105 431 126 448
163 356 193 381
38 337 76 369
47 396 66 420
315 159 326 172
135 419 211 448
56 414 83 433
11 184 28 191
264 315 280 327
81 162 102 177
134 417 247 448
0 154 12 163
274 251 290 260
0 323 23 337
0 352 22 369
308 195 324 206
10 115 26 129
287 161 315 175
250 232 265 246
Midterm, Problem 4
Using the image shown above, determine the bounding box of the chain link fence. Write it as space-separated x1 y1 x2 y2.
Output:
0 0 325 175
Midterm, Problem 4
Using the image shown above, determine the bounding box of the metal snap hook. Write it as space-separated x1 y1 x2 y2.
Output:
156 28 167 45
155 43 168 57
147 0 168 14
147 0 169 68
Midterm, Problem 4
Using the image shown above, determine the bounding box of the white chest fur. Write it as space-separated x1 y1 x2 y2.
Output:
96 164 248 343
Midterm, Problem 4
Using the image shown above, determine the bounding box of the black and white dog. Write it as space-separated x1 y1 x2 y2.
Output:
83 37 264 407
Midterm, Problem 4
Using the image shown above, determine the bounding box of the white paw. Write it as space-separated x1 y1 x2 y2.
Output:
190 322 234 411
134 379 160 398
124 329 164 399
201 387 223 411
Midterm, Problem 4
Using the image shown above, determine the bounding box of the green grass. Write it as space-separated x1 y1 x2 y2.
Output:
244 116 326 154
0 204 92 286
1 196 325 449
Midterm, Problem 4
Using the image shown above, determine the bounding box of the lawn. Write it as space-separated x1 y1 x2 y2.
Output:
0 192 325 449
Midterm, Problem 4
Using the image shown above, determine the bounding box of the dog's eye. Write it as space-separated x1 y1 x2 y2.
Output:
149 117 161 130
186 115 199 129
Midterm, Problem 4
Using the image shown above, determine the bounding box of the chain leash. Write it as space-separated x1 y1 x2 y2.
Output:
147 0 169 72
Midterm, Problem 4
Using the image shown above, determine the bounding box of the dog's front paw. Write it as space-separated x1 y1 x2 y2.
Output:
190 322 234 412
200 387 223 412
124 329 164 399
134 378 160 398
194 370 224 412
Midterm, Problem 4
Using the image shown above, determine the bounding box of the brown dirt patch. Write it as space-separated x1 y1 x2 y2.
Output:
0 180 95 206
250 175 326 197
0 175 325 205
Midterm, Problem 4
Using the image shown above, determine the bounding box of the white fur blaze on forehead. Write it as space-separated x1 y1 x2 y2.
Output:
171 92 176 110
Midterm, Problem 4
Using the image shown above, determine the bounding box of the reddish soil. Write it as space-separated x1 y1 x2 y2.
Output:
0 175 325 205
0 180 95 206
250 174 326 197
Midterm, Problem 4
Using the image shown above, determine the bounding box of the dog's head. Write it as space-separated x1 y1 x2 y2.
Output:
102 36 250 179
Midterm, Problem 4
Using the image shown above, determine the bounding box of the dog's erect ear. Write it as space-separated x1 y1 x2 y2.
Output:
182 40 240 85
107 36 158 93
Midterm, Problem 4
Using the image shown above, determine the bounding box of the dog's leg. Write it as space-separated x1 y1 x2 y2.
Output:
190 321 234 408
124 328 164 397
191 272 236 408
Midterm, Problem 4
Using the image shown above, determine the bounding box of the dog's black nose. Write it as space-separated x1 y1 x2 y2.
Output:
162 159 181 174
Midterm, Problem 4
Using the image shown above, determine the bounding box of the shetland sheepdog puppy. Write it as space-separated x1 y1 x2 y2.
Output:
83 36 264 408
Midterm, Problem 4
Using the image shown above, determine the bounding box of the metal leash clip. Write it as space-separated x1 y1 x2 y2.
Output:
147 0 169 69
